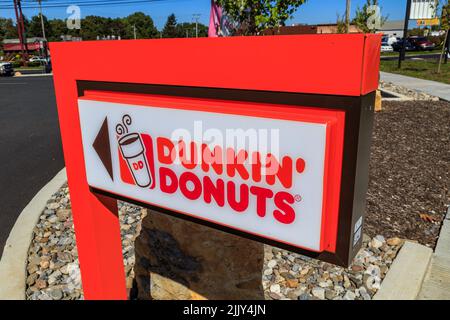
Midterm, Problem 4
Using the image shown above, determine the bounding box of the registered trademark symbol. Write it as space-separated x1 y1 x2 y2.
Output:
294 194 302 202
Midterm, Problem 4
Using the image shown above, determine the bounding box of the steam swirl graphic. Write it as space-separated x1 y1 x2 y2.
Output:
116 114 132 136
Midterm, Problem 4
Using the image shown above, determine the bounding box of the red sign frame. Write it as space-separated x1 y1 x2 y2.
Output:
51 34 381 300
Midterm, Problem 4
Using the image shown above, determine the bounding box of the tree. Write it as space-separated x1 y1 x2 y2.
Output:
177 22 208 37
162 13 183 38
352 0 388 33
47 19 68 41
28 14 51 38
441 1 449 31
336 14 347 34
0 18 18 42
215 0 307 35
122 12 158 39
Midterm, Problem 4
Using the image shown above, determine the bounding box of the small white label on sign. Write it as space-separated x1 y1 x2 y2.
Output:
78 98 331 251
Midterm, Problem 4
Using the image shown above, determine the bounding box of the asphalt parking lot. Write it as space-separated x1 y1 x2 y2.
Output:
0 75 64 257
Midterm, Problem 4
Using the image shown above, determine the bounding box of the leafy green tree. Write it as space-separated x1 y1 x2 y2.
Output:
336 14 347 34
80 15 111 40
215 0 307 35
176 22 208 37
0 18 18 42
162 13 182 38
352 0 388 33
122 12 158 39
48 19 68 41
27 14 52 38
441 1 449 31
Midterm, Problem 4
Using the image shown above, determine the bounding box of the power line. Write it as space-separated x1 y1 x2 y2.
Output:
0 0 186 9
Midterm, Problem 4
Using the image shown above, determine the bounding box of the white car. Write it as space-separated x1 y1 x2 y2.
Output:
381 43 394 53
29 56 47 63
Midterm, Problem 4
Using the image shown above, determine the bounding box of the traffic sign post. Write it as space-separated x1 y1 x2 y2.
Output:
51 34 381 300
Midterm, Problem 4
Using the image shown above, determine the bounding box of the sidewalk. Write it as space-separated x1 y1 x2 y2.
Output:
380 72 450 102
418 207 450 300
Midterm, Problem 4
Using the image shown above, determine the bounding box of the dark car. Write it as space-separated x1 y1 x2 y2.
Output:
0 62 14 76
392 40 415 52
408 36 436 51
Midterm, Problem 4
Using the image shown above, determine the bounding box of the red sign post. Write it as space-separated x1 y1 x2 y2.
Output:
51 34 381 300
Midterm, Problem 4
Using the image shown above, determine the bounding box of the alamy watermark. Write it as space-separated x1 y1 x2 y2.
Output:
169 121 282 175
66 5 81 30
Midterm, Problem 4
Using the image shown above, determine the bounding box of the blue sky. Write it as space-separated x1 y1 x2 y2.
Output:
0 0 411 30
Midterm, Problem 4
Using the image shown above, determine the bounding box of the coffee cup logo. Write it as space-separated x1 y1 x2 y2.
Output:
116 115 152 188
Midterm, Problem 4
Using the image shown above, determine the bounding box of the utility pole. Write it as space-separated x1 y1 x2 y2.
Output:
398 0 412 69
37 0 46 40
133 24 137 40
192 14 201 38
345 0 351 33
13 0 28 65
37 0 49 61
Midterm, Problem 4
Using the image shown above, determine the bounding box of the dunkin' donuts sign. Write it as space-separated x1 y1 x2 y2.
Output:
78 91 345 253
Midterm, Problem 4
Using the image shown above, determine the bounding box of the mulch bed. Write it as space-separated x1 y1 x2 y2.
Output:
365 100 450 248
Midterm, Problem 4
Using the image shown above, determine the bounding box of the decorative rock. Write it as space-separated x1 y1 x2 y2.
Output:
263 268 273 276
298 293 311 300
351 264 364 272
47 288 63 300
270 284 281 294
325 289 336 300
343 290 356 300
35 279 47 289
370 235 385 249
267 260 277 269
286 279 299 288
269 292 281 300
387 237 402 246
311 287 325 300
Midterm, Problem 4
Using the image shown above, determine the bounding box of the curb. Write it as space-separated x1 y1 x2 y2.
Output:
0 168 67 300
417 206 450 300
373 241 433 300
14 73 53 78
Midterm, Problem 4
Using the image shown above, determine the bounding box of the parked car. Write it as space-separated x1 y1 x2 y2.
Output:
381 42 394 53
392 40 415 52
408 36 436 51
382 35 398 46
0 62 14 76
29 56 47 63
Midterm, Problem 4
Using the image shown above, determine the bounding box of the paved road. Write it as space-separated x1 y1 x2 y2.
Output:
0 76 64 257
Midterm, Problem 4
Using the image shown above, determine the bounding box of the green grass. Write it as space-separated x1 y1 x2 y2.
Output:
380 58 450 84
15 66 45 71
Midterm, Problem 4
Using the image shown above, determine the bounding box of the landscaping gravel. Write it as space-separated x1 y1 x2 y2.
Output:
379 81 440 101
25 185 145 300
25 187 403 300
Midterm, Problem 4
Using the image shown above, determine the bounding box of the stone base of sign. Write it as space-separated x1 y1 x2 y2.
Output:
133 209 265 300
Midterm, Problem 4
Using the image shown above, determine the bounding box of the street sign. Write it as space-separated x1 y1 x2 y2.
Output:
417 18 440 26
410 0 437 20
51 34 381 299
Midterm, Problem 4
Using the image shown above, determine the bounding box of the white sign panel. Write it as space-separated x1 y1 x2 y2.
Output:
77 94 341 252
410 0 437 20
